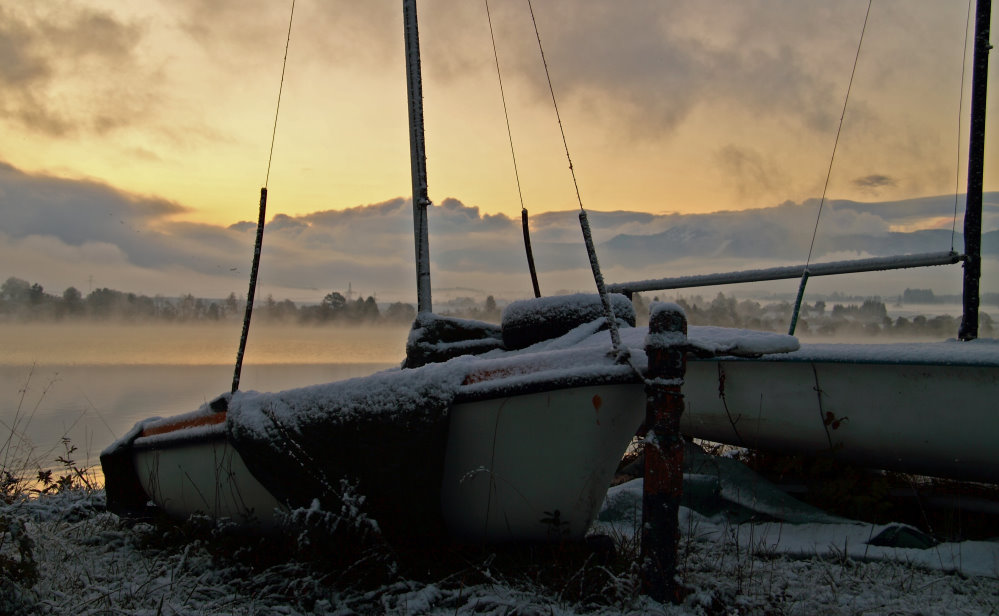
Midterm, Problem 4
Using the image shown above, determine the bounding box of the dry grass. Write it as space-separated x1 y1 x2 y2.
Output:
2 390 998 614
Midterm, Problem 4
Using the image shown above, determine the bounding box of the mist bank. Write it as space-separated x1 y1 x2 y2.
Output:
3 289 990 369
1 321 413 367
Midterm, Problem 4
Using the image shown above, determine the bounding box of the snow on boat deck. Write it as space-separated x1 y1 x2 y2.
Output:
746 337 999 365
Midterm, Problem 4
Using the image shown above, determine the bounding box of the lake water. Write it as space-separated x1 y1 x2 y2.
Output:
0 323 407 473
0 317 972 478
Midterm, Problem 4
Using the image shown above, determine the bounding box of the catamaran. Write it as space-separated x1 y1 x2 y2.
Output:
99 1 797 544
102 1 997 549
606 0 999 484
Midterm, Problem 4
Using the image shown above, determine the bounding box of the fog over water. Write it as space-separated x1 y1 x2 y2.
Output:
1 323 408 472
1 313 983 477
2 322 412 366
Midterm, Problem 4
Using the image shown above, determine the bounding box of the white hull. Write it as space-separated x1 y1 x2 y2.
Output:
134 433 286 525
682 347 999 483
442 384 646 541
118 335 999 541
128 382 646 540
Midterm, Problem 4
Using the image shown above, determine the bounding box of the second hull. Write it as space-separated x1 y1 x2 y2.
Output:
682 357 999 483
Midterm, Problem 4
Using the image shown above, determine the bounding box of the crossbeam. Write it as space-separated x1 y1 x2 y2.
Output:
607 251 962 296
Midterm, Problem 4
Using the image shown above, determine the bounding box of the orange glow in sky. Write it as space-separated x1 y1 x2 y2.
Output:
3 1 996 227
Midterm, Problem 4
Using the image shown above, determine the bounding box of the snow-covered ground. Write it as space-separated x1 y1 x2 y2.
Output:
3 481 997 615
6 312 998 614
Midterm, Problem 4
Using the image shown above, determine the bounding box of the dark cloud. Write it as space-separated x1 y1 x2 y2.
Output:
0 4 149 136
582 210 656 228
853 174 899 191
0 163 244 289
168 0 400 71
829 194 994 225
476 1 852 140
430 198 516 234
265 214 309 233
228 221 257 233
0 6 50 85
0 162 527 297
598 194 999 271
171 0 282 46
0 163 242 275
0 162 186 246
1 161 993 301
154 1 869 142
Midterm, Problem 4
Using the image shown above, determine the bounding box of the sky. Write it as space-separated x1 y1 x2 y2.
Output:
1 0 997 305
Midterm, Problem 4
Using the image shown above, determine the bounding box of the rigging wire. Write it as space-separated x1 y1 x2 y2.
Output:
527 0 623 354
484 0 541 297
527 0 585 213
233 0 296 394
952 0 975 251
788 0 872 336
803 0 873 269
265 0 297 189
485 0 526 215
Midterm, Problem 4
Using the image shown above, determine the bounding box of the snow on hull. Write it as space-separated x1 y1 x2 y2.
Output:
116 379 646 543
103 322 649 542
769 337 999 366
225 360 467 540
105 318 999 548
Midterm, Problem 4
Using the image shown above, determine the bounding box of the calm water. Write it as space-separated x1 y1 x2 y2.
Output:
0 318 969 474
1 323 408 470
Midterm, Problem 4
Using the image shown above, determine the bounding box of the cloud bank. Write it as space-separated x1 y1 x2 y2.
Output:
1 162 996 305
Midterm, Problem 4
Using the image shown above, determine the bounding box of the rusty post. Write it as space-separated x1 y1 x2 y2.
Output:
642 302 687 603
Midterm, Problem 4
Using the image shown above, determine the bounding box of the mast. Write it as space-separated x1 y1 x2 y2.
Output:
960 0 992 341
403 0 433 313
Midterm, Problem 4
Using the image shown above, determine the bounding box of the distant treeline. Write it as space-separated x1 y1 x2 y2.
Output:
646 292 995 338
901 287 999 305
411 290 994 338
2 275 992 338
0 276 417 325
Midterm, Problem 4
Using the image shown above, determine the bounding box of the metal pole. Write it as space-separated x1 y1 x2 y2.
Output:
232 187 268 393
608 251 960 296
578 210 622 352
960 0 991 341
642 302 687 603
522 209 542 298
403 0 433 313
788 271 810 335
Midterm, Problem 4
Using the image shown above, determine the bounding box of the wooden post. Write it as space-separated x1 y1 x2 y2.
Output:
642 302 687 603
